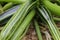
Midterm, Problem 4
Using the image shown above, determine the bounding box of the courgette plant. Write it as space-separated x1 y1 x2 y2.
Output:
10 9 35 40
0 0 36 40
42 0 60 16
6 1 36 40
37 6 60 40
0 0 60 40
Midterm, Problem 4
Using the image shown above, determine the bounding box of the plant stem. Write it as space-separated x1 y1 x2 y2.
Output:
37 6 60 40
0 4 3 15
0 0 34 40
0 0 27 4
0 5 20 21
6 1 36 40
34 20 43 40
42 0 60 16
19 24 30 40
3 2 13 11
10 9 35 40
53 17 60 21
